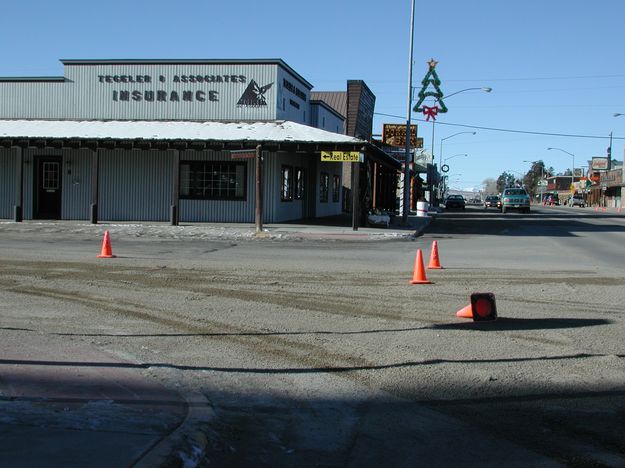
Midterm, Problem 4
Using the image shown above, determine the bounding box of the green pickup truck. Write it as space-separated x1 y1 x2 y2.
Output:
501 187 530 214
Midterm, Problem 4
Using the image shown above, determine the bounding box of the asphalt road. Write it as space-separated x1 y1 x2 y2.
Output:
1 206 625 467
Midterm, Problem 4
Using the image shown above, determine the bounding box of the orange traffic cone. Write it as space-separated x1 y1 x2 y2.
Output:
409 249 431 284
456 304 473 318
97 230 116 258
428 240 443 269
455 293 498 321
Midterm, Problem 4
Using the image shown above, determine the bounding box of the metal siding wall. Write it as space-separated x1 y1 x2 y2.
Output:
99 150 171 221
0 149 16 218
0 65 279 120
2 148 89 220
267 152 318 223
318 106 344 134
0 82 67 119
178 150 256 223
276 67 310 125
60 64 278 121
316 161 343 217
264 153 278 223
62 149 92 220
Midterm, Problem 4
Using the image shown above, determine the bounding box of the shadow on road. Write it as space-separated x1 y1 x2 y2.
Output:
432 317 612 331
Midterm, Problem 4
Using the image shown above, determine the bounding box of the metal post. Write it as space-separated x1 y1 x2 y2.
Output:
352 160 360 231
171 149 180 226
402 0 416 224
90 148 99 224
255 144 263 233
14 146 23 222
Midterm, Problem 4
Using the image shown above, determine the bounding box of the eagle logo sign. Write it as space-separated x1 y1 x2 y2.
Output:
237 80 273 107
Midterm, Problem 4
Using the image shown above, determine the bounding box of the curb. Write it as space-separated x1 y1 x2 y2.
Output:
133 392 215 468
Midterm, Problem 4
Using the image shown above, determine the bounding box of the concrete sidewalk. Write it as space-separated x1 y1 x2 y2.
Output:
0 213 433 242
258 213 432 239
0 329 211 467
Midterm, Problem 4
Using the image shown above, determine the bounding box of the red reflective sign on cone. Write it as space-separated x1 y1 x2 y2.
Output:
470 293 497 321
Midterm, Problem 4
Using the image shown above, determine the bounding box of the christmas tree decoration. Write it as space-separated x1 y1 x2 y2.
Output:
413 59 447 121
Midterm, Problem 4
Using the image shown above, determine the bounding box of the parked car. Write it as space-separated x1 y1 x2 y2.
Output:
542 192 560 206
444 194 466 210
483 195 501 210
501 187 530 213
568 195 586 207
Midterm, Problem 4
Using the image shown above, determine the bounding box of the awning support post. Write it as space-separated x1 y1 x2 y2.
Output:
13 146 23 222
255 144 263 233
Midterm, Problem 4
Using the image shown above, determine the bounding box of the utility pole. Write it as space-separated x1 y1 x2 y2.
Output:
402 0 415 224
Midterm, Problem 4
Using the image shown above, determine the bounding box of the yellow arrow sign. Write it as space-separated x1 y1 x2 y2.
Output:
320 151 362 162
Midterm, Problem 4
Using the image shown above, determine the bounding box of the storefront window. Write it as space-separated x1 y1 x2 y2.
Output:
320 172 329 203
332 175 340 202
281 165 293 201
180 161 246 200
295 168 305 200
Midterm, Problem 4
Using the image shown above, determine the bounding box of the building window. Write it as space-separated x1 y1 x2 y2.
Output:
320 172 329 203
295 168 305 200
180 161 246 200
281 165 293 201
332 175 341 202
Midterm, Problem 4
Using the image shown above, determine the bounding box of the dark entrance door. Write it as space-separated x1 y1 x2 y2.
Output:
34 156 62 219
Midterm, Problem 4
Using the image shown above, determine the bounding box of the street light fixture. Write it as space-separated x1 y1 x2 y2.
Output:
547 147 575 186
439 132 475 168
443 87 492 100
430 88 490 163
444 153 468 163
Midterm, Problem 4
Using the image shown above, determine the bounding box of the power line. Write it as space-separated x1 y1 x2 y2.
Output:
445 73 625 83
373 112 624 140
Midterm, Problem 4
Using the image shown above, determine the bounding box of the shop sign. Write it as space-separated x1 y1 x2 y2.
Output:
382 124 419 148
100 72 274 108
591 157 610 171
320 151 362 162
599 169 622 187
230 149 256 160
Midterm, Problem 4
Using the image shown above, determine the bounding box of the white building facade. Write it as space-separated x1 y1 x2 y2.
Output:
1 59 372 224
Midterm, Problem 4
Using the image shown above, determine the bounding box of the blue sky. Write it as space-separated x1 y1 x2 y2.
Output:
2 0 624 190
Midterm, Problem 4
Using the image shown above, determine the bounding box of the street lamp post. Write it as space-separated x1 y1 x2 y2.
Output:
402 0 416 224
410 82 493 208
614 113 624 208
430 87 491 161
547 147 575 188
440 132 475 168
444 153 468 164
438 133 474 204
415 86 489 208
